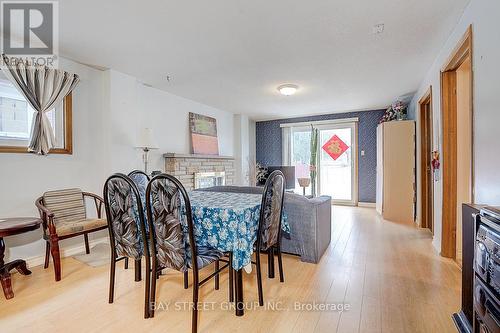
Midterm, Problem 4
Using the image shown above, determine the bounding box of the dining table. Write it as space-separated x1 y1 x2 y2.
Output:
187 190 289 316
0 217 42 299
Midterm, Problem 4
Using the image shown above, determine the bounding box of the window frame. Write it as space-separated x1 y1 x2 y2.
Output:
0 93 73 154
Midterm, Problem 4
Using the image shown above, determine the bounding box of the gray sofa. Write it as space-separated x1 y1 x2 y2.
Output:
196 186 332 263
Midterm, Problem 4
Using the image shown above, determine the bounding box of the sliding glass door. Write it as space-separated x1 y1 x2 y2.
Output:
289 127 312 195
283 120 358 205
317 123 357 205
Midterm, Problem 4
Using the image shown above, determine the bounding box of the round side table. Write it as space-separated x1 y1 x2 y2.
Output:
0 217 42 299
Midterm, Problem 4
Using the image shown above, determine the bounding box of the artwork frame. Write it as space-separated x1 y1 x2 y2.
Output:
189 112 219 155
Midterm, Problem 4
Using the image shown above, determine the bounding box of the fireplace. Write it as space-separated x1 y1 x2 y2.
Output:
163 153 235 191
194 171 226 189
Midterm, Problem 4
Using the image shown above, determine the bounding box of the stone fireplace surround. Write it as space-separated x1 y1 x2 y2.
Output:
163 153 235 191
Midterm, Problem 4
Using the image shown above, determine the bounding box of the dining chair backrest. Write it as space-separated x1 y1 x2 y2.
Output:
145 173 194 273
256 170 286 251
128 170 150 224
128 170 150 200
103 173 149 260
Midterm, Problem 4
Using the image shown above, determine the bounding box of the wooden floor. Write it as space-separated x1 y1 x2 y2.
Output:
1 206 461 332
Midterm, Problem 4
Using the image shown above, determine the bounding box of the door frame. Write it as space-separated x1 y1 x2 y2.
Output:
418 86 434 233
440 25 474 258
316 121 359 206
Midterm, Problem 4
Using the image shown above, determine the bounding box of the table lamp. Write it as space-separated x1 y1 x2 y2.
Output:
297 177 311 196
135 128 159 174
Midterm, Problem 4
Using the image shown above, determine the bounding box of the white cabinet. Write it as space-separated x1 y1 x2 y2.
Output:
376 120 415 223
376 124 384 214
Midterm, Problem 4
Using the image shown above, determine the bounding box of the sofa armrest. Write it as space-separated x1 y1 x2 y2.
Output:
308 195 332 205
281 194 332 263
314 199 332 262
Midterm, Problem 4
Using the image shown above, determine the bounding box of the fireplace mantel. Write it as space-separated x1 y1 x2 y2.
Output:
163 153 234 160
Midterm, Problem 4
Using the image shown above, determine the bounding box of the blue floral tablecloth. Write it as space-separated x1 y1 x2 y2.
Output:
186 191 289 270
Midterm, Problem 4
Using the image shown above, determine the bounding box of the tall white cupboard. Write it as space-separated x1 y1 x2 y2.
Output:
376 120 415 223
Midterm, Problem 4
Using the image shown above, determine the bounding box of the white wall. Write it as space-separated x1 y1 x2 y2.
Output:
103 70 235 175
249 119 256 185
233 114 251 185
233 115 243 184
411 0 500 252
0 64 236 264
233 115 257 186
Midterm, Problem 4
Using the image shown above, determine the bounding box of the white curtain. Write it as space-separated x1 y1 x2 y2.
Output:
1 55 80 155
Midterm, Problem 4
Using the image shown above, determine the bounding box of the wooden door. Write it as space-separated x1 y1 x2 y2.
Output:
440 25 473 260
419 89 433 233
441 70 458 258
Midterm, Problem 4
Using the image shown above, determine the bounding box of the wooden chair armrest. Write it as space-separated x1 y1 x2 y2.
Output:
35 199 54 218
82 192 104 219
82 192 104 202
35 197 57 235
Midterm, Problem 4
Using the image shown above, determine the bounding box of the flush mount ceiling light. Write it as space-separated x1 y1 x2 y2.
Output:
277 84 299 96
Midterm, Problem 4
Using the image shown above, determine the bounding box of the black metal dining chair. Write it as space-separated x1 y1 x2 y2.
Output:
254 170 286 306
129 170 192 289
127 170 150 279
103 173 152 319
145 173 230 333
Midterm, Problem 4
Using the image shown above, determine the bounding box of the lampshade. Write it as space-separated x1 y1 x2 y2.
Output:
135 128 159 149
298 177 311 187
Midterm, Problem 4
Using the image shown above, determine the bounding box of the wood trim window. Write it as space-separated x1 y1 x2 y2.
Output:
0 93 73 154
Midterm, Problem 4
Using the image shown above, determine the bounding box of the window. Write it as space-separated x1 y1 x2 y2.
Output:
0 71 72 154
291 127 312 195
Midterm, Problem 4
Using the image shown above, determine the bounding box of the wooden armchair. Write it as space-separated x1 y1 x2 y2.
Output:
35 188 108 281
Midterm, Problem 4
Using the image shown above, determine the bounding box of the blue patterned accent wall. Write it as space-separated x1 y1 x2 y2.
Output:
256 110 385 203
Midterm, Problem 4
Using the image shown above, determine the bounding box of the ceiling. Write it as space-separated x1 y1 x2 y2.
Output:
59 0 470 120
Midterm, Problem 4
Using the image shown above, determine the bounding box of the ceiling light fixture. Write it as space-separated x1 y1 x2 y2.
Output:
277 84 299 96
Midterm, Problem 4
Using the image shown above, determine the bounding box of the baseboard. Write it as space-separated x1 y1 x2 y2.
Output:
25 237 109 269
358 202 376 208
